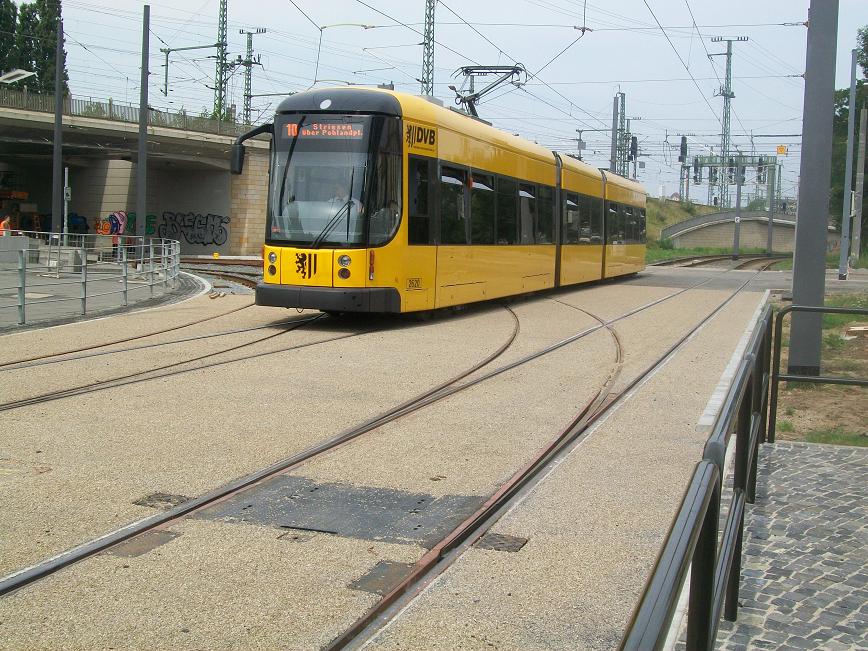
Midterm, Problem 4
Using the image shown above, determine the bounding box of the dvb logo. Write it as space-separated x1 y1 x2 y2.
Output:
406 124 437 150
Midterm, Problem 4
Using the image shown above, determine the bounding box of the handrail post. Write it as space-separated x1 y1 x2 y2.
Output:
122 244 129 306
760 314 772 443
17 249 26 325
174 241 180 287
80 243 87 315
748 358 762 504
686 478 720 651
149 240 155 297
724 493 746 622
768 308 788 443
734 376 752 499
162 241 168 291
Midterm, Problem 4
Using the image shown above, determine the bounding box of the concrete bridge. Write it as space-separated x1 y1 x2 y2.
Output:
0 88 270 256
661 210 840 253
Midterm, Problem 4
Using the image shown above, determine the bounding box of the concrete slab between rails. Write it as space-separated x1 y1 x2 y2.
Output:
366 290 769 650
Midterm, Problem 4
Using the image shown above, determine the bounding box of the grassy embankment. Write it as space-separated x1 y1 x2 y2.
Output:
775 293 868 447
643 197 867 269
644 198 766 263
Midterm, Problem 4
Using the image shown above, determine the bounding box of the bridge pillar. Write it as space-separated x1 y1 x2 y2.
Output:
228 148 269 256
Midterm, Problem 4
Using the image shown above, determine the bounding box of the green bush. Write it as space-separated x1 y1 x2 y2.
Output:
823 333 846 351
658 238 674 250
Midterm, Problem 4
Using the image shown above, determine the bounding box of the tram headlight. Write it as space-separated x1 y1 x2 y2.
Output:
267 264 277 276
338 268 351 279
268 251 277 264
337 254 352 267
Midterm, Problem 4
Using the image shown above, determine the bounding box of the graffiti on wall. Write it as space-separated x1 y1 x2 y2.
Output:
94 210 128 235
90 210 230 250
126 213 157 236
156 211 230 246
90 212 157 236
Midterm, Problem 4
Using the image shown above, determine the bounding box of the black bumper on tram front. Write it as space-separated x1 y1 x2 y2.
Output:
255 283 402 313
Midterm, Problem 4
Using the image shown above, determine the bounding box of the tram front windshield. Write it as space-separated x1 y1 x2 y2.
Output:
268 114 401 248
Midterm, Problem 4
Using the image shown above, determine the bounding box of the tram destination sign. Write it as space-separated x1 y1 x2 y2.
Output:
284 122 365 139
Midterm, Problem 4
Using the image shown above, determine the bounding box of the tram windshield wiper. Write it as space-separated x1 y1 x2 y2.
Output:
311 200 353 249
277 117 304 211
311 166 356 249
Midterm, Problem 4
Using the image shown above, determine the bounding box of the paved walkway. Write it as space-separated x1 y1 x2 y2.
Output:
715 442 867 651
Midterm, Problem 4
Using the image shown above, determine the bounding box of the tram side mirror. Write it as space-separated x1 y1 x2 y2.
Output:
230 142 245 175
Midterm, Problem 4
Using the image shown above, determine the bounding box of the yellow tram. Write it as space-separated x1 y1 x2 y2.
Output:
230 87 646 313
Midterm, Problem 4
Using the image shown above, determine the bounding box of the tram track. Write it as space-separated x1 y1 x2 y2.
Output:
732 256 786 271
327 270 763 650
0 304 522 597
0 270 738 599
652 253 788 270
0 268 261 371
0 313 345 412
0 312 317 373
0 301 257 369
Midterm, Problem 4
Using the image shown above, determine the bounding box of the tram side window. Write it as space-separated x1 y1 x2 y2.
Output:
563 193 580 244
519 184 537 244
368 118 403 245
607 202 625 244
623 206 635 243
470 173 496 244
408 157 432 245
537 185 555 244
497 177 518 244
627 206 646 244
583 195 603 243
440 166 467 244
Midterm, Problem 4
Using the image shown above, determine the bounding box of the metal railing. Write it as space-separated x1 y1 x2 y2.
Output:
0 231 181 325
620 303 774 651
0 86 249 136
768 304 868 441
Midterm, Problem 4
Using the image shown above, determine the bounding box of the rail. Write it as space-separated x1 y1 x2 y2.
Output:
0 231 181 325
0 86 249 136
620 303 774 651
768 304 868 442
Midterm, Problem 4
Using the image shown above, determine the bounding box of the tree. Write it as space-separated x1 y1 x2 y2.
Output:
3 1 68 94
31 0 68 94
858 26 867 78
0 0 17 75
12 3 39 91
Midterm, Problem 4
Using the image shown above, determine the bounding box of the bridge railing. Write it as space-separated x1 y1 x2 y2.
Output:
0 87 249 136
660 211 795 241
0 231 182 326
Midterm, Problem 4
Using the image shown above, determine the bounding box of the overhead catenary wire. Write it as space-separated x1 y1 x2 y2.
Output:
641 0 720 125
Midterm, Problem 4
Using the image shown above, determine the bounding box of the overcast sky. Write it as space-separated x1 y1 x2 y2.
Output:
53 0 868 200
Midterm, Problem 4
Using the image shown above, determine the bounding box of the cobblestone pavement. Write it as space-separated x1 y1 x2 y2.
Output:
714 442 868 651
